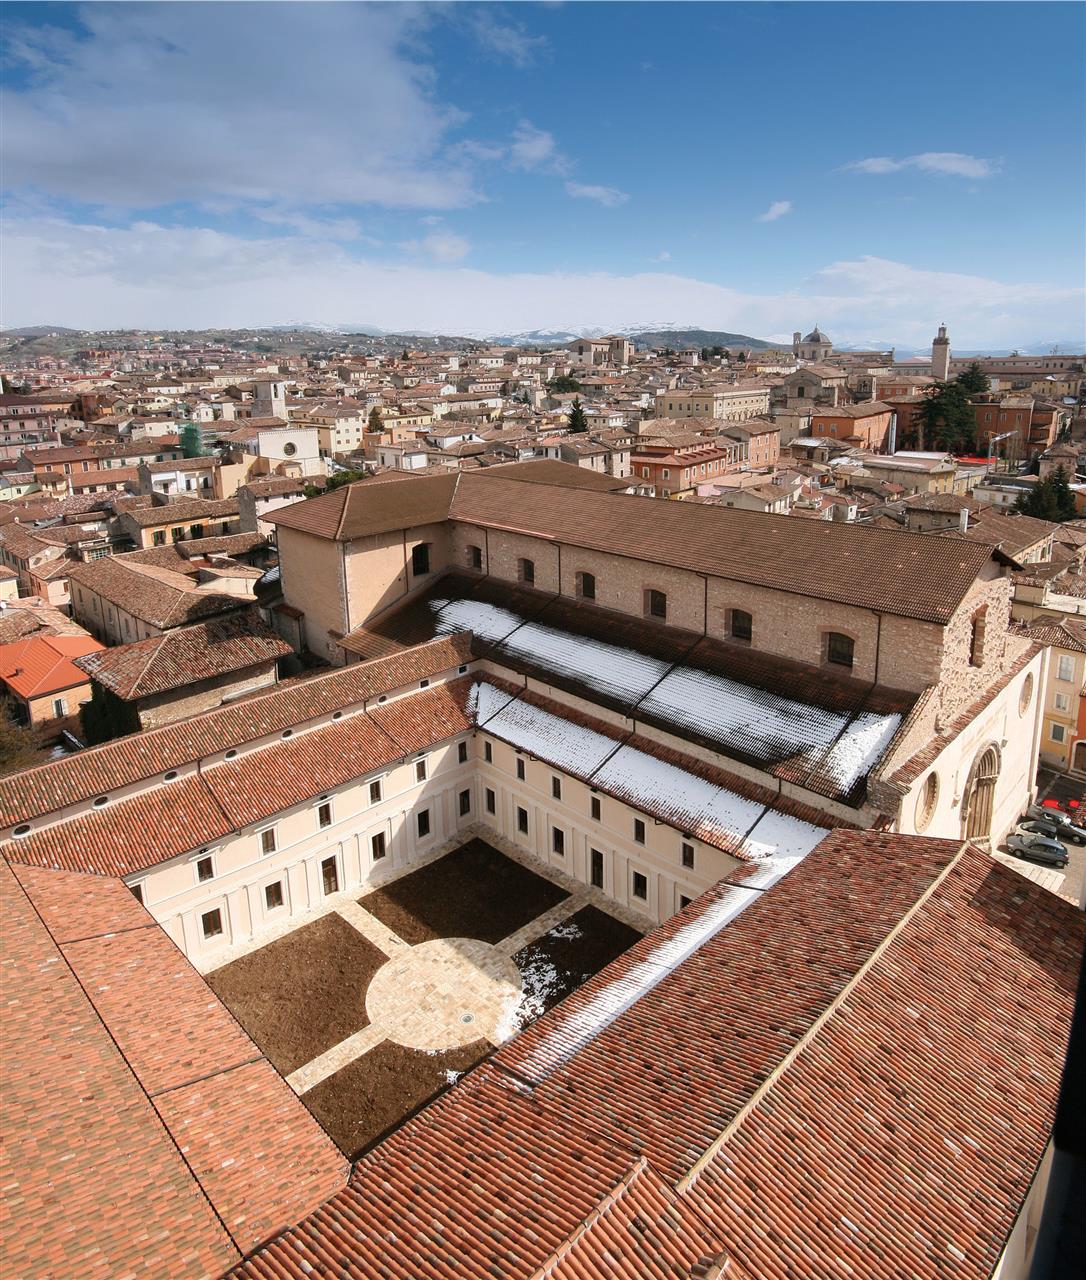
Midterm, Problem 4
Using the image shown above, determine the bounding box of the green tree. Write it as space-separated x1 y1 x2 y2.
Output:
567 398 588 433
913 382 976 453
1013 468 1078 522
367 405 384 432
955 362 990 396
0 702 41 777
547 375 582 394
401 348 410 361
305 468 369 498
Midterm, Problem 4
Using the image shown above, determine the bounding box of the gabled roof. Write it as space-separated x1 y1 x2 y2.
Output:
273 471 994 624
0 632 104 699
73 612 293 701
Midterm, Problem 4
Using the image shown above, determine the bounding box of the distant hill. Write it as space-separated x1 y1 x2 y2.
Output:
0 325 86 338
623 328 776 351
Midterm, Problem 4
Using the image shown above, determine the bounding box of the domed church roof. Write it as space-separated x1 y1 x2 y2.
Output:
803 327 829 344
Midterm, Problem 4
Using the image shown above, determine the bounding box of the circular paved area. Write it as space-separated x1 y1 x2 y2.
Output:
366 937 524 1051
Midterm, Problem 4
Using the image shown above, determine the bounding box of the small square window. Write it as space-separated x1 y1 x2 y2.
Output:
485 787 496 814
260 828 276 855
369 779 382 804
458 741 469 764
415 759 428 783
264 881 284 910
196 855 214 883
552 827 565 856
682 842 695 869
632 872 648 900
201 908 223 940
591 795 601 821
318 801 333 829
459 788 471 816
516 758 525 781
484 740 493 763
371 831 387 860
517 806 529 835
633 818 646 845
551 776 562 801
417 809 431 838
420 678 430 690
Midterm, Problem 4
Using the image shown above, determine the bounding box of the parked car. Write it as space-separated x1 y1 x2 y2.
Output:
1025 805 1086 844
1006 832 1069 869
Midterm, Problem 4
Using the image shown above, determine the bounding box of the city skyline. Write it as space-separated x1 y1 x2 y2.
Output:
2 1 1084 346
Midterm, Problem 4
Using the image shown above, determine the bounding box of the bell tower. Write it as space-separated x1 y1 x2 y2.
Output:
932 324 951 381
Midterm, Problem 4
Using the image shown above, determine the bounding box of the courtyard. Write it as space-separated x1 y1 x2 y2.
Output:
206 838 644 1158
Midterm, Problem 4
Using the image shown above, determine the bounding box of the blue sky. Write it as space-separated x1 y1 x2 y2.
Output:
2 1 1083 346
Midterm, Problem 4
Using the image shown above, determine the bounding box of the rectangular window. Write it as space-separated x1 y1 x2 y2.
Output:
459 788 471 816
264 881 285 911
317 801 333 829
1051 722 1067 744
415 758 428 783
633 818 646 845
1055 691 1071 712
52 697 67 718
632 872 648 900
646 590 667 620
591 795 601 821
321 856 339 895
1057 654 1075 682
552 826 565 856
152 530 166 546
411 542 430 576
516 758 525 781
590 848 604 888
369 779 382 804
551 776 562 800
417 809 431 838
469 544 483 570
484 740 493 763
517 806 529 835
729 609 753 643
371 831 387 860
682 842 695 869
826 632 855 669
201 908 224 940
260 827 276 856
519 558 535 586
485 787 496 814
195 855 214 883
458 740 469 764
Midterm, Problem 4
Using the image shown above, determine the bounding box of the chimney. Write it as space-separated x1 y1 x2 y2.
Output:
959 505 970 533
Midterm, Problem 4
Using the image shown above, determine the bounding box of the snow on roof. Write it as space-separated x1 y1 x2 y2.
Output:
471 680 827 862
441 599 900 795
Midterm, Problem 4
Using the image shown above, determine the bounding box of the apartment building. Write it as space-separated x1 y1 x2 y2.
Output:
654 385 770 422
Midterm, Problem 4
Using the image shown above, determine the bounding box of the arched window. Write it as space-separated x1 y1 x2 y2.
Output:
825 632 854 669
645 589 667 620
577 571 596 601
729 608 752 643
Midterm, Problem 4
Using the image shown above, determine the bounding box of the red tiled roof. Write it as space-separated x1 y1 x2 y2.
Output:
0 634 474 828
4 861 349 1272
74 612 293 700
0 632 103 699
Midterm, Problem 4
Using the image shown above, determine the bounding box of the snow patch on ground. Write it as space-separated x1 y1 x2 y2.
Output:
513 886 761 1081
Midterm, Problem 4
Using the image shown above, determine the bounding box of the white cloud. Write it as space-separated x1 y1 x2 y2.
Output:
399 231 470 263
1 4 478 209
3 217 1080 350
470 10 548 66
565 182 629 208
844 152 998 179
651 251 672 263
757 200 793 223
252 210 367 242
509 121 570 175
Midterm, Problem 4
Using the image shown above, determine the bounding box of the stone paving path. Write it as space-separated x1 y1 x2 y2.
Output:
260 834 651 1098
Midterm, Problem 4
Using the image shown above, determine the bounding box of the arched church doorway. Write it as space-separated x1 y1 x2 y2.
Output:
963 745 1001 840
